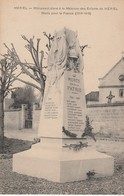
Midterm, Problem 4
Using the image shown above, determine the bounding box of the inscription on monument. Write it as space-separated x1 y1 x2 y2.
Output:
44 98 58 119
66 73 84 133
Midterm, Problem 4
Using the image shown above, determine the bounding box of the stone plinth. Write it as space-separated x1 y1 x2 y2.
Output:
13 138 114 182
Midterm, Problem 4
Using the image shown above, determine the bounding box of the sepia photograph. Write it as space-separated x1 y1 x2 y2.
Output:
0 0 124 194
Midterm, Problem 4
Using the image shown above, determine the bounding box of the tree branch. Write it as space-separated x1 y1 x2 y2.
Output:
14 77 41 91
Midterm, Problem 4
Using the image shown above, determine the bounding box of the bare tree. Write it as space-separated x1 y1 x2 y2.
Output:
3 38 45 99
2 33 86 104
3 33 54 103
0 57 19 153
0 33 54 152
43 32 54 52
80 45 88 56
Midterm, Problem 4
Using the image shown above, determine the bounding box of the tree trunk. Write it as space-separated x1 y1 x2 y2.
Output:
0 90 4 153
40 77 45 104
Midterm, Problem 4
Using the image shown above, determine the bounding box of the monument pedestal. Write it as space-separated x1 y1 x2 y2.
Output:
13 138 114 182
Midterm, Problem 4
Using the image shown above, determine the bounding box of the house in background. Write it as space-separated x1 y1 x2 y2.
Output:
98 57 124 104
86 91 99 105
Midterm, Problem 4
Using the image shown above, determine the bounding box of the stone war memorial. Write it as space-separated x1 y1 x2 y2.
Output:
13 28 114 183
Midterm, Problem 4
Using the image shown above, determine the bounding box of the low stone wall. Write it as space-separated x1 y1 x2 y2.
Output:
4 103 124 137
87 103 124 137
4 109 21 131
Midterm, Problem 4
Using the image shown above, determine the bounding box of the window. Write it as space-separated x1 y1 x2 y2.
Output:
119 89 124 97
119 75 124 81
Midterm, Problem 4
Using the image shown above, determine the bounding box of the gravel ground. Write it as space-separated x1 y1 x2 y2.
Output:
0 138 124 194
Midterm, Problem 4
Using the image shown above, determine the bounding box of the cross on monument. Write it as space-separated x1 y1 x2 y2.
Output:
106 91 115 103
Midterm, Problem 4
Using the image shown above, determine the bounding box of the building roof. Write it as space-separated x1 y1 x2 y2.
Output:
99 57 124 80
98 57 124 88
86 91 99 102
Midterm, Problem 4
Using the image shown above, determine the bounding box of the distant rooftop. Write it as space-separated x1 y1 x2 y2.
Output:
86 91 99 103
99 57 124 80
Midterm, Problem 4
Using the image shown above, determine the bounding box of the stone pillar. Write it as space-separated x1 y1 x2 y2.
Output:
18 110 22 130
32 103 38 132
38 70 86 138
13 28 114 182
32 104 35 131
20 104 26 129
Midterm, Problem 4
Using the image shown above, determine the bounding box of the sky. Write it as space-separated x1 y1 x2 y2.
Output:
0 0 124 94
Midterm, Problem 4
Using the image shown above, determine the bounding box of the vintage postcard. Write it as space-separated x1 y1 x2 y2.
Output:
0 0 124 194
